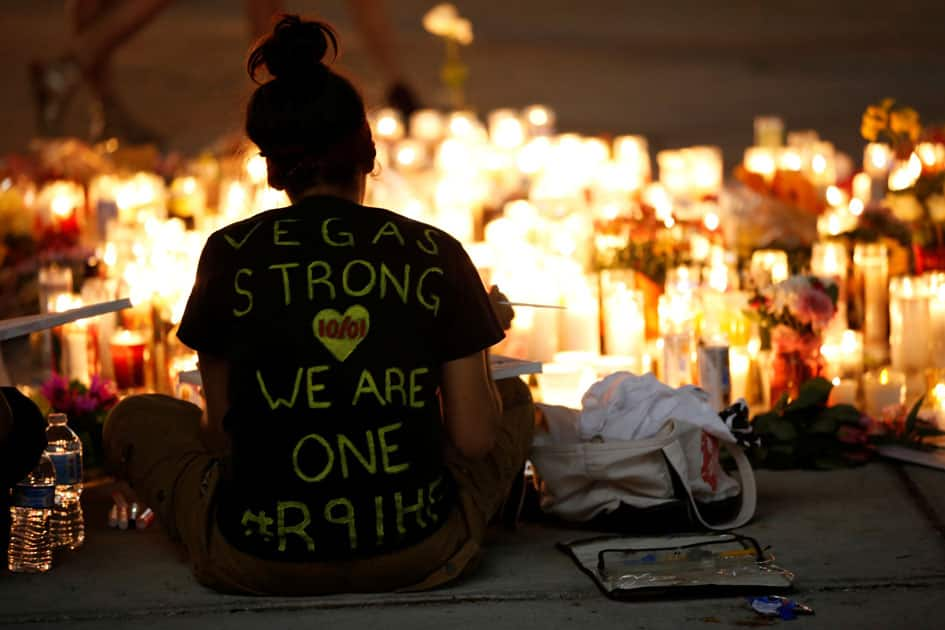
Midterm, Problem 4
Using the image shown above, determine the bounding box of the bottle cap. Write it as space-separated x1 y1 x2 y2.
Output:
48 412 68 425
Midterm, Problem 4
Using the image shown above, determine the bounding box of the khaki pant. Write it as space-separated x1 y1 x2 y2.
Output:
103 378 534 595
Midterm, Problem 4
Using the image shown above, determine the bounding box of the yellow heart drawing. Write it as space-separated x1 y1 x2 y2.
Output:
312 305 370 362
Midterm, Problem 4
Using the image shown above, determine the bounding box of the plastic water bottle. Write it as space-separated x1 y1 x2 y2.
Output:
7 453 56 573
45 412 85 550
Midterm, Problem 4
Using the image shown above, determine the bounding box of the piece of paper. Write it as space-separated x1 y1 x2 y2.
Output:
0 298 132 341
877 445 945 472
177 354 543 388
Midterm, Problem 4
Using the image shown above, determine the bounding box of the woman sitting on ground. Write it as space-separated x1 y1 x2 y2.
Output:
104 14 534 595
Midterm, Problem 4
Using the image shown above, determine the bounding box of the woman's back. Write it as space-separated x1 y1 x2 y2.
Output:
178 194 502 560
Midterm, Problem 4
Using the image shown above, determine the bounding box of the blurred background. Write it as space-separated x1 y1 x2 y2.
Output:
1 0 944 168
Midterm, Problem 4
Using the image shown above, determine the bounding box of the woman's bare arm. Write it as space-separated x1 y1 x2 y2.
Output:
440 350 502 459
197 352 231 455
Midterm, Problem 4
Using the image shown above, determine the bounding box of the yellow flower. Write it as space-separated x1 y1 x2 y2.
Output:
861 105 888 141
889 108 921 142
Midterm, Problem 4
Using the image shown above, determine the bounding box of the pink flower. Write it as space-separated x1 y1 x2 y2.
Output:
794 285 836 328
837 425 868 445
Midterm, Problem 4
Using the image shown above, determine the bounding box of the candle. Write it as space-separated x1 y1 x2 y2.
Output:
821 329 863 380
372 107 404 141
863 143 893 177
662 332 694 388
600 270 645 364
863 367 905 419
685 146 723 199
852 172 872 202
753 116 784 148
613 135 651 182
37 180 84 234
488 109 526 150
926 272 945 369
809 141 836 186
657 150 689 199
62 321 90 385
743 147 777 183
169 176 206 227
393 139 427 171
658 292 696 336
558 272 601 354
750 249 789 289
729 346 752 402
111 329 148 390
811 241 849 328
853 243 889 365
889 275 931 374
887 153 922 192
778 147 804 172
916 142 945 171
409 109 445 143
522 105 555 136
816 208 858 239
828 377 858 407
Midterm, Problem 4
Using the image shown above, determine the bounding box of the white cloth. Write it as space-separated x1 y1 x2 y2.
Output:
578 372 736 443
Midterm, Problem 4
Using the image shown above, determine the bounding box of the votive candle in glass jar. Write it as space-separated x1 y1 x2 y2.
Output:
811 241 849 329
753 116 784 148
853 243 889 365
889 275 931 374
863 367 905 419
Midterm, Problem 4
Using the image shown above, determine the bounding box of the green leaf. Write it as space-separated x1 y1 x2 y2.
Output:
766 417 799 442
904 396 926 437
789 377 832 411
809 415 841 435
822 404 863 425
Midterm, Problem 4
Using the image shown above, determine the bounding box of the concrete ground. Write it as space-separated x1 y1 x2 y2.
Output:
2 462 944 629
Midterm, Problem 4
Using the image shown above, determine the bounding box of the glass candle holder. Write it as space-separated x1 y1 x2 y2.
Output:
862 367 906 419
110 329 148 391
889 275 931 374
853 243 889 366
753 116 784 148
600 270 645 363
811 241 849 329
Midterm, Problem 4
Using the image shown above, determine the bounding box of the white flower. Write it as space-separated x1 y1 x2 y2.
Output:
423 3 460 37
453 18 474 45
423 3 474 44
885 193 924 222
927 194 945 222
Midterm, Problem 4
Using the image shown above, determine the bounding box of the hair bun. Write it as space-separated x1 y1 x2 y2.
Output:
248 15 338 83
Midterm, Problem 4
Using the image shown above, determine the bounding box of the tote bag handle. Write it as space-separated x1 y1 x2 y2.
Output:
661 433 757 531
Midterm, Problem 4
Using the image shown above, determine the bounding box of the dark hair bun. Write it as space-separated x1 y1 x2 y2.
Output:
248 15 338 83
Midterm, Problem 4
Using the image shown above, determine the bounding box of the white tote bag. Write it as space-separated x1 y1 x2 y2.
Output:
530 418 757 530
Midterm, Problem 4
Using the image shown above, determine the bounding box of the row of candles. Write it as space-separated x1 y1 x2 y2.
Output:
18 106 945 426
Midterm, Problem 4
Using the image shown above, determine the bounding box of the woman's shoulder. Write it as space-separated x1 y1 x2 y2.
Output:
361 203 462 246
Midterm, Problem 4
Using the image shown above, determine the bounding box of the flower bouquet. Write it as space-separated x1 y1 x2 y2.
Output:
749 275 838 404
860 99 945 273
749 377 872 469
37 373 119 475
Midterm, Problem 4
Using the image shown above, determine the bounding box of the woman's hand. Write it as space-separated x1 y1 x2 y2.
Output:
488 285 514 331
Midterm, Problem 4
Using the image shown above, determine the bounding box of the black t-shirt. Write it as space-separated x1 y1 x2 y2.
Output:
177 195 503 561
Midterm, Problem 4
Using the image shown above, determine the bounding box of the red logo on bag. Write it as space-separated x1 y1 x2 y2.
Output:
700 432 719 491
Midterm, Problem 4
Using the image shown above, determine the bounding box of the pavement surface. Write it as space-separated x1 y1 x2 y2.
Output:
2 461 945 629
